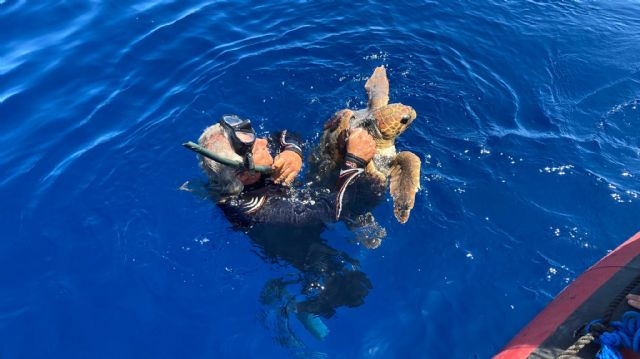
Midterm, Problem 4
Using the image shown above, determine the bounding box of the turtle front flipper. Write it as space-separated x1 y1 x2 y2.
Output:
364 66 389 110
389 151 421 224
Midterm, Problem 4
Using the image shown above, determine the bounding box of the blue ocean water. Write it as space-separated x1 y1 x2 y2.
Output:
2 1 640 357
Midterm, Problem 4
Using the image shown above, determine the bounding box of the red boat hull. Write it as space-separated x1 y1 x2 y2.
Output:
495 232 640 359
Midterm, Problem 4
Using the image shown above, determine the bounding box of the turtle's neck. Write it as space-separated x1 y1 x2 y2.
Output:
375 138 395 149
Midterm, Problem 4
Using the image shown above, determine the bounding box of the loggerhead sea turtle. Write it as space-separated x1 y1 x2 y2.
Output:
312 66 421 224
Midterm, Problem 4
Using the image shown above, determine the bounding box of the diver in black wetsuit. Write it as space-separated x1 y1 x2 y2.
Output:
188 114 377 343
195 114 377 228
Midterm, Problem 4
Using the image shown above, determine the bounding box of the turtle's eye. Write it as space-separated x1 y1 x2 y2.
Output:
400 115 411 125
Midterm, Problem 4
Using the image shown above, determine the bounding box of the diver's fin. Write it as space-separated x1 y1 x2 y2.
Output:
295 312 330 341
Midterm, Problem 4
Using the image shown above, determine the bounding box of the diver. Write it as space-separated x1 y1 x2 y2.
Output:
183 114 377 344
187 114 377 227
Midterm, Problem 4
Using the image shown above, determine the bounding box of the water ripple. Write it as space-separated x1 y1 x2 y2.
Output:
42 130 123 184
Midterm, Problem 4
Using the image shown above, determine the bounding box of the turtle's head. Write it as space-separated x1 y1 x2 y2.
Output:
373 104 416 144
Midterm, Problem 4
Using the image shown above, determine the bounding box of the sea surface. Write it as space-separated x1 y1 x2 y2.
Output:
2 1 640 358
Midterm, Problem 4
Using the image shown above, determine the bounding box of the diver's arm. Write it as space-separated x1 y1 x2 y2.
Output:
334 129 376 220
268 130 304 156
278 130 304 158
334 154 367 220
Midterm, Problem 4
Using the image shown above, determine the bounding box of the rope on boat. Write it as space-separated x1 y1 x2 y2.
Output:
557 332 599 359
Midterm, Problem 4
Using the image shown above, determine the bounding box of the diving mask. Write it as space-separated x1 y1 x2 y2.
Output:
220 114 257 170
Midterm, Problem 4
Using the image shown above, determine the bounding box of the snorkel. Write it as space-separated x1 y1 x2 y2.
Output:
182 141 272 174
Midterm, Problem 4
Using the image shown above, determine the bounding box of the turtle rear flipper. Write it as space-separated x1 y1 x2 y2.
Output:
344 212 387 249
389 151 421 224
364 66 389 110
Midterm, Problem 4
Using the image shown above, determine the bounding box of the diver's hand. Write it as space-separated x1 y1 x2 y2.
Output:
252 138 274 167
238 138 273 185
627 294 640 309
346 128 376 165
272 150 302 185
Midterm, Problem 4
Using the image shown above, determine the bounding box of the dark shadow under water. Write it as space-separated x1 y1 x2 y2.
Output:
240 223 372 357
181 175 373 355
249 223 371 318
